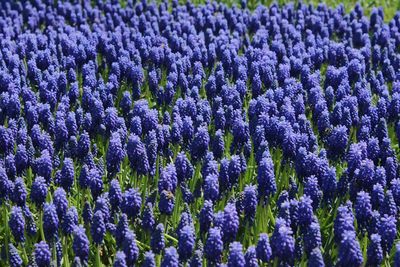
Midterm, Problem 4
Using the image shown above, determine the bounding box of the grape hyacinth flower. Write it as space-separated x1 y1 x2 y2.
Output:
34 241 51 267
122 230 139 265
337 230 363 267
151 223 165 254
244 184 258 223
308 248 325 267
245 245 258 267
9 243 23 267
73 225 90 263
367 233 383 266
178 225 195 262
113 251 127 267
228 242 245 267
142 251 156 267
270 218 295 265
91 210 106 245
205 227 223 264
222 202 239 244
161 247 179 267
31 176 48 207
379 214 397 255
9 206 25 243
159 190 175 215
256 233 272 263
121 188 142 220
43 203 59 241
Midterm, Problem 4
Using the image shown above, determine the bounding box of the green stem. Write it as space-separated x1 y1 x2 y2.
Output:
22 247 28 265
136 239 150 250
3 203 9 263
267 204 275 226
165 233 178 244
39 210 45 242
156 254 161 266
63 237 70 267
95 245 102 267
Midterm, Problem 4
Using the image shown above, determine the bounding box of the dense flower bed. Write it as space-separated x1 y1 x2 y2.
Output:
0 0 400 266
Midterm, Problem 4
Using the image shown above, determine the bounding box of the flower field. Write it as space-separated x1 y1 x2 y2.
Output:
0 0 400 266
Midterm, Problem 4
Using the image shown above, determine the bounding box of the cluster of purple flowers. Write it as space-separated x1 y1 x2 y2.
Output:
0 0 399 266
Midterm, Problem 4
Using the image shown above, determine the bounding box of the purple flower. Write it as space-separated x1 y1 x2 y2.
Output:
60 157 74 192
34 241 51 267
228 242 245 267
298 195 314 229
77 132 90 159
43 203 59 240
303 176 322 210
115 214 129 248
379 214 397 255
270 218 295 264
256 233 272 263
177 209 194 237
9 243 23 267
121 188 142 220
334 202 355 241
145 130 158 176
390 178 400 206
106 132 125 178
158 163 178 193
245 245 258 267
34 150 53 184
141 202 155 232
175 152 193 183
178 225 195 261
89 167 103 198
212 130 225 159
31 176 48 207
381 190 397 216
189 249 202 267
308 248 325 267
161 247 179 267
130 116 142 136
205 227 223 264
73 225 90 264
159 190 175 215
327 125 348 159
303 220 322 254
142 251 156 267
337 230 363 267
91 210 106 245
371 183 384 211
113 251 127 267
229 155 242 187
122 230 139 265
395 243 400 267
355 191 372 231
11 177 27 207
190 126 210 161
62 206 78 235
151 223 165 254
199 200 214 234
78 164 89 189
367 234 383 266
15 145 28 174
244 184 257 222
82 201 93 226
109 179 122 212
222 202 239 244
127 134 149 175
9 206 25 243
204 174 219 203
257 155 276 199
